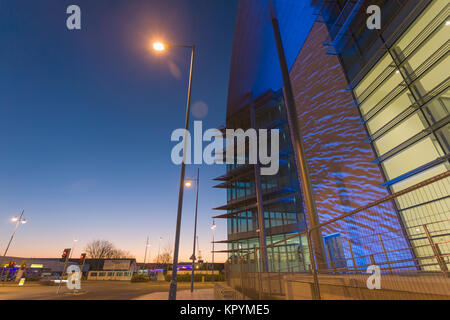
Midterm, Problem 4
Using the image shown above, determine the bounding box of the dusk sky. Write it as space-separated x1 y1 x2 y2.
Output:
0 0 238 262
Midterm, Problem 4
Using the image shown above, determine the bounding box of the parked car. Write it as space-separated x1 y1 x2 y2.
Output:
39 275 63 286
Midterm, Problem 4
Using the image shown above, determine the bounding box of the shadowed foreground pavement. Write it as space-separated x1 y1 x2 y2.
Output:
135 288 214 300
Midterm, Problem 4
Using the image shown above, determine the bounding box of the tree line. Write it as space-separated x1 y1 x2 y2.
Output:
85 239 173 263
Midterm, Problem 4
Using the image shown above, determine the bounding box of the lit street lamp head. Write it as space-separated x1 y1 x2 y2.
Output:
21 219 27 224
11 216 19 222
185 181 193 187
153 42 166 51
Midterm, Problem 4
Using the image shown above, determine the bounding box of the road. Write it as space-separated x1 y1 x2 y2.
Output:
0 281 215 300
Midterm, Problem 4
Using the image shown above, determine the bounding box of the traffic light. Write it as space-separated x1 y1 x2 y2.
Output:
8 261 16 268
60 248 71 263
79 253 86 265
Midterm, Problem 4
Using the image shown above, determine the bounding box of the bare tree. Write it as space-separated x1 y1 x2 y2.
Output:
110 249 135 259
85 240 133 259
85 240 115 259
155 240 173 264
158 252 172 264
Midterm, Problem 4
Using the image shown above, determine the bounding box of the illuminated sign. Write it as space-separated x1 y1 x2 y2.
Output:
18 278 26 286
30 264 43 268
177 265 192 270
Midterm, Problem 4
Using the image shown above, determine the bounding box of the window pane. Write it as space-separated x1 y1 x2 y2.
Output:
373 112 426 155
366 91 413 134
382 137 443 179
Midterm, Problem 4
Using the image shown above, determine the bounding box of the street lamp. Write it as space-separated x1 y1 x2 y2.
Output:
152 40 196 301
69 238 78 260
3 210 27 258
153 42 166 51
211 220 216 282
143 236 150 268
156 236 162 266
185 168 200 293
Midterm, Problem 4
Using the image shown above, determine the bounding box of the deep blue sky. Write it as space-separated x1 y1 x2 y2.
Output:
0 0 237 262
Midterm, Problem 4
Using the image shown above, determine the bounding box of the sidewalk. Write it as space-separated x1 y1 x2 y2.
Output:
134 288 214 300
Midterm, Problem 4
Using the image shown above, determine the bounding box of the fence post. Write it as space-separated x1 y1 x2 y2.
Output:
307 230 321 300
369 254 375 266
423 224 448 275
284 243 291 273
278 247 283 296
324 243 335 274
378 234 393 274
267 248 273 297
277 246 282 272
348 239 357 272
225 263 230 286
255 245 262 300
239 257 244 299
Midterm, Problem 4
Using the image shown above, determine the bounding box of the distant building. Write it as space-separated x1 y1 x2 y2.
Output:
1 256 136 281
86 259 136 281
136 262 225 272
1 256 89 277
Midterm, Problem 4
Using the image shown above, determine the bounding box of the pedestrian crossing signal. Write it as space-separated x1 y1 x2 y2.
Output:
60 248 71 263
79 253 86 265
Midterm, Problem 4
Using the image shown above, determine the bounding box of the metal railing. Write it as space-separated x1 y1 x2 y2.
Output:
225 171 450 299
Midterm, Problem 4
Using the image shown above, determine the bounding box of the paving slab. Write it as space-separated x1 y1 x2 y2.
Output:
135 288 214 300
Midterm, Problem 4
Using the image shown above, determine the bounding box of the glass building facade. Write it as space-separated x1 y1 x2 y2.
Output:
213 90 311 272
220 0 448 275
316 0 449 268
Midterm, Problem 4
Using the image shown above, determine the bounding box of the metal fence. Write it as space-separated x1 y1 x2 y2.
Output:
225 171 450 299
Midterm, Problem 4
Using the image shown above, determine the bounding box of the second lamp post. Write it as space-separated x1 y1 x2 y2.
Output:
185 168 200 293
3 210 27 258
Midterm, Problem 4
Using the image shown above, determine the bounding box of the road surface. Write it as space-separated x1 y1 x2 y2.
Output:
0 280 215 300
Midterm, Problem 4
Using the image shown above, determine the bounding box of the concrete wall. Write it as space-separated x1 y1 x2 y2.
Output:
284 273 450 300
227 271 450 300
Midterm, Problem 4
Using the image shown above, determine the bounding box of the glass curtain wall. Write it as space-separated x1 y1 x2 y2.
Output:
217 90 310 273
341 0 449 268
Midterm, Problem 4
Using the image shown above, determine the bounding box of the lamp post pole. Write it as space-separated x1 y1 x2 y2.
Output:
189 168 200 292
211 220 216 282
143 236 150 269
157 236 162 266
168 44 195 301
1 210 26 283
69 238 78 260
3 210 26 257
